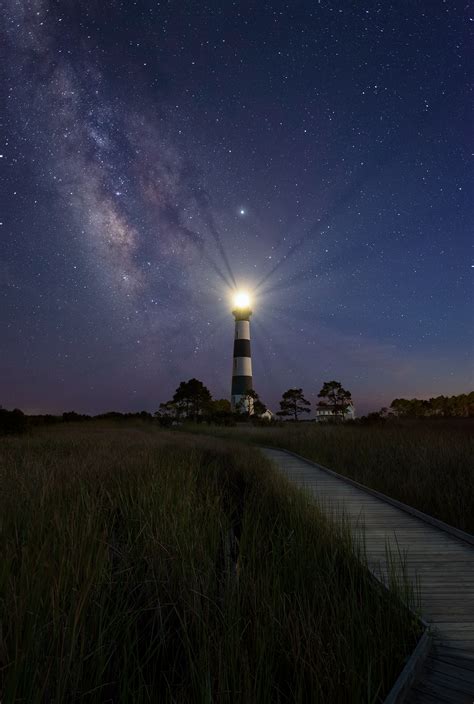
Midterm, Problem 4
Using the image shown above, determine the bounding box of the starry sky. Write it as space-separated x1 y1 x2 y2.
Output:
1 1 472 416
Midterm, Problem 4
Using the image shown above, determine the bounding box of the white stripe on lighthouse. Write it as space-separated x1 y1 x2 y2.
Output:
235 321 250 339
231 304 253 412
233 357 252 376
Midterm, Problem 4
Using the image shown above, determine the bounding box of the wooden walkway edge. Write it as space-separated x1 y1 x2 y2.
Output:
384 630 432 704
261 447 474 704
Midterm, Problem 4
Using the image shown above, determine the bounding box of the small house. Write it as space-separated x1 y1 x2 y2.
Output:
314 403 355 422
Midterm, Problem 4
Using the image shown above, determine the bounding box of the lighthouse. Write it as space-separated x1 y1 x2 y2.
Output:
231 291 253 412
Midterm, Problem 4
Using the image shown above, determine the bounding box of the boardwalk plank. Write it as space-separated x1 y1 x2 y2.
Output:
422 669 474 695
436 652 474 671
411 678 473 703
409 682 471 703
425 658 474 685
261 448 474 703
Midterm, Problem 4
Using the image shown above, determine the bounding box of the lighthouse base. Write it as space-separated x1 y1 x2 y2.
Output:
231 394 254 414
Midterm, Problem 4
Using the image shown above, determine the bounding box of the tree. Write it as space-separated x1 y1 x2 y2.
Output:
172 378 212 421
154 404 175 427
156 400 181 418
236 389 261 417
277 388 310 421
210 399 232 414
390 398 429 418
390 398 412 417
253 398 267 416
207 399 233 425
318 381 352 420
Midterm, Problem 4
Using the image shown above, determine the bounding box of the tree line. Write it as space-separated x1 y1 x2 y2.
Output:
156 378 353 424
386 392 474 418
0 380 353 434
0 407 159 435
3 388 471 436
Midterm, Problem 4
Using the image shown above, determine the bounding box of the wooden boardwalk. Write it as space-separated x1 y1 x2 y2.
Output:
262 448 474 704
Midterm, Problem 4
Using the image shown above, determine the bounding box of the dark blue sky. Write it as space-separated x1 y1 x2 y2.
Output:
1 1 472 415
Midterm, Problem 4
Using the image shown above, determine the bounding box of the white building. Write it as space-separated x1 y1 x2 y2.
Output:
314 403 355 422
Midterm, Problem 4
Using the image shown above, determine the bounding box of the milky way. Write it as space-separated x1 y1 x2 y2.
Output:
1 1 472 414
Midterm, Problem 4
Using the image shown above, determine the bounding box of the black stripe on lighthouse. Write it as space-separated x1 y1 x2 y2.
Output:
231 375 253 395
233 338 251 357
231 304 253 411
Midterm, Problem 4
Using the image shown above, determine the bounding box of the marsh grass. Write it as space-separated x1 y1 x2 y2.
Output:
0 424 420 702
186 421 474 534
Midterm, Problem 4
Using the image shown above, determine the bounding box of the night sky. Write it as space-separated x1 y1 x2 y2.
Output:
1 1 472 416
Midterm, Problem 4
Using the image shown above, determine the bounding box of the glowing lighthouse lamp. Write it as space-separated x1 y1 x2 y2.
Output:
231 290 254 413
233 291 251 309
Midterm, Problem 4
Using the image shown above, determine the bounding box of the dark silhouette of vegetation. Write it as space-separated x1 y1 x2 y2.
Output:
277 388 310 421
0 407 29 435
174 378 212 420
253 397 267 416
137 411 153 421
62 411 91 422
155 399 234 427
42 414 62 425
389 393 474 418
156 401 179 421
24 414 62 428
359 411 387 425
317 381 352 419
94 411 153 422
153 402 174 426
96 411 126 420
209 399 231 414
158 379 212 422
9 381 472 438
207 399 234 425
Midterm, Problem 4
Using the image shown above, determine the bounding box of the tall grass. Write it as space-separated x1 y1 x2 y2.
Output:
0 425 419 702
186 421 474 534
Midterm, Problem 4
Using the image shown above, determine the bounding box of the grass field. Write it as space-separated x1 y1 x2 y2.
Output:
187 421 474 534
0 423 420 703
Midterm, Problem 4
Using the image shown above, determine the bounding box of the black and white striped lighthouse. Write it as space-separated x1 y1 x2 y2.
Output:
231 292 253 412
